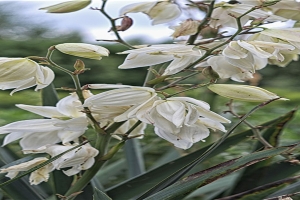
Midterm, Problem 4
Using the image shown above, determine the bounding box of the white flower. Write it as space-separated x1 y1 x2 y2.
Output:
41 144 99 176
39 0 91 13
0 57 54 95
55 43 109 60
222 40 294 72
132 97 230 149
118 44 205 75
0 157 54 185
120 1 181 25
0 93 90 151
201 56 255 82
209 3 286 29
257 28 300 51
83 84 158 123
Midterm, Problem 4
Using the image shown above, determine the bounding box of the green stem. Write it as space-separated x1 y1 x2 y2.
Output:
95 2 134 49
187 0 216 45
165 82 211 98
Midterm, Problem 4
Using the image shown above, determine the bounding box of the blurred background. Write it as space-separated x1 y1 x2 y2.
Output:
0 1 300 196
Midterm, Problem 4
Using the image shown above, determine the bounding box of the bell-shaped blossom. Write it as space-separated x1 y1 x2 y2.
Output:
131 97 230 149
222 40 294 72
257 28 300 51
118 44 205 75
55 43 109 60
0 92 90 151
0 157 54 185
1 143 98 185
209 3 286 29
39 0 91 13
198 56 255 82
208 84 288 102
37 143 99 176
0 57 54 95
83 84 158 123
120 1 181 25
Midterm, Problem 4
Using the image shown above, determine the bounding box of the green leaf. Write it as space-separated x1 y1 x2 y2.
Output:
93 187 112 200
216 175 300 200
228 109 297 194
106 129 253 199
51 170 73 197
143 144 298 200
266 179 300 199
41 83 59 106
124 139 145 178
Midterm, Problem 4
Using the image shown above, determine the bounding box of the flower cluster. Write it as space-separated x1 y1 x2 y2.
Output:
0 0 296 187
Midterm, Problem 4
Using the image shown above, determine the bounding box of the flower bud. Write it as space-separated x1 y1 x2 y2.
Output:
39 0 91 13
55 43 109 60
118 16 133 31
208 84 288 102
261 0 280 7
73 59 85 74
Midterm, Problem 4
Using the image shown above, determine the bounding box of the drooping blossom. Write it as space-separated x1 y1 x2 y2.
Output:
129 97 231 149
0 143 99 185
119 1 181 25
209 2 286 29
0 92 92 151
0 157 54 185
0 57 54 95
118 44 205 75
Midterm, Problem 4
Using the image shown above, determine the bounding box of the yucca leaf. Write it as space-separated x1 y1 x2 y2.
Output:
143 144 298 200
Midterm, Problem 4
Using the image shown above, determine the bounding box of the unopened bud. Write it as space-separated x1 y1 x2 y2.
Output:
39 0 91 13
74 59 85 74
208 84 288 102
55 43 109 60
109 16 133 32
202 66 219 81
261 0 280 7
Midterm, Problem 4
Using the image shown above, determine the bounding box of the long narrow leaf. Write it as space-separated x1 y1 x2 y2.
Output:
124 139 145 178
93 187 112 200
216 175 300 200
143 144 298 200
228 109 297 194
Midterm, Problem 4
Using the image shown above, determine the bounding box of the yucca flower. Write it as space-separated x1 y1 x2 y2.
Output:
131 97 230 149
118 44 205 75
120 1 181 25
0 92 92 151
0 57 54 94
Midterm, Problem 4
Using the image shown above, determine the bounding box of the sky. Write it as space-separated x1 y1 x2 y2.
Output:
7 0 176 43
